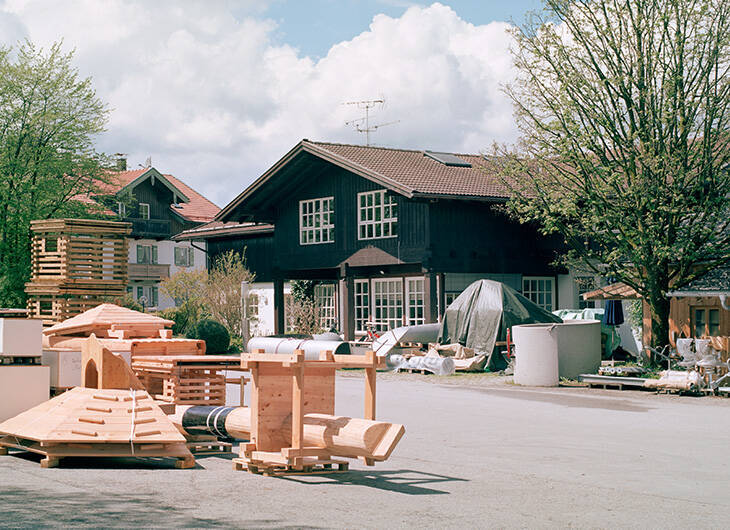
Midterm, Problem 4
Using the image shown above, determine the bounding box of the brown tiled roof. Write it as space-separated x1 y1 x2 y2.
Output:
97 168 219 223
309 141 509 199
217 139 511 221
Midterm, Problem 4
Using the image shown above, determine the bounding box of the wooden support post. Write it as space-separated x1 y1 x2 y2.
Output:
340 268 355 341
363 349 377 466
424 271 439 324
291 349 305 469
273 277 285 335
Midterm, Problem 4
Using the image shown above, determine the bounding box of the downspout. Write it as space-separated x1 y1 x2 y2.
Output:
721 295 730 311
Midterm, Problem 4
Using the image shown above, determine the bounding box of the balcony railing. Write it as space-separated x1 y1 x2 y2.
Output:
128 263 170 281
128 218 172 239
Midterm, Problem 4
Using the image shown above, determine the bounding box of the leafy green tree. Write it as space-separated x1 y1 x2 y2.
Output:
503 0 730 349
0 41 112 306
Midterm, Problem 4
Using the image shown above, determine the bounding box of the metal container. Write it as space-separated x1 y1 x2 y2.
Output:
245 337 350 359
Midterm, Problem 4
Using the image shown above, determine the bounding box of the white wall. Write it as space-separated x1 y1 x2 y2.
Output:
128 238 208 310
248 282 292 337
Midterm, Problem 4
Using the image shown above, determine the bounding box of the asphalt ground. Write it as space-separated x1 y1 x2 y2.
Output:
2 372 730 528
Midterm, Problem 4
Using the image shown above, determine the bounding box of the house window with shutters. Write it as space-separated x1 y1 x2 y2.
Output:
174 246 194 267
299 197 334 245
136 244 158 264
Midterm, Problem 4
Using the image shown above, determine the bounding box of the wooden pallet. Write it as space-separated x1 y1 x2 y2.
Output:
232 457 349 476
187 440 233 454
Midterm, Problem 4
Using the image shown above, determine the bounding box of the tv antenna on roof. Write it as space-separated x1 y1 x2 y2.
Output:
344 99 399 146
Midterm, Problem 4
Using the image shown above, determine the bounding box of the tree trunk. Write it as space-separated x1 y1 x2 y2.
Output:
646 294 671 364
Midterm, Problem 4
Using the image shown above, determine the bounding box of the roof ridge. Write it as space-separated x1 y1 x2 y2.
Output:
307 139 483 158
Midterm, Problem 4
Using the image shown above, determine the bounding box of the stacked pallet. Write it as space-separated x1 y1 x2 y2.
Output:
132 355 244 406
25 219 132 324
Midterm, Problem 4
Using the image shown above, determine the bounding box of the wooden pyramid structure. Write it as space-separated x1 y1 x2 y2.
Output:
43 303 174 339
0 335 194 468
0 387 194 468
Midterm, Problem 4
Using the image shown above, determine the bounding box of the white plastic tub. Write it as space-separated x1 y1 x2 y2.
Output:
513 320 601 385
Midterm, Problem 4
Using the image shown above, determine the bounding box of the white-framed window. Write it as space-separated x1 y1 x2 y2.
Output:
576 276 596 309
372 278 403 332
354 279 370 333
174 246 194 267
247 293 259 320
357 190 397 240
445 291 461 307
136 244 158 264
314 283 337 330
139 203 150 220
522 276 555 312
299 197 334 245
406 277 425 326
117 202 126 218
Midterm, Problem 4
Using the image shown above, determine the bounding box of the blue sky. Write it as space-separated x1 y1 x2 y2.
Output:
262 1 544 58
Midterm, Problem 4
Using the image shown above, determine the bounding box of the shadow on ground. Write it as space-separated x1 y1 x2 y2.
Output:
0 487 316 529
470 387 654 412
278 469 467 495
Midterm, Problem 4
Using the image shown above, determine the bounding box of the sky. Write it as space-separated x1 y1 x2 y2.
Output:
0 0 543 207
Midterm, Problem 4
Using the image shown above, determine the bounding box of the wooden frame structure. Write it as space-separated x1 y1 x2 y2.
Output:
233 349 401 475
26 219 132 323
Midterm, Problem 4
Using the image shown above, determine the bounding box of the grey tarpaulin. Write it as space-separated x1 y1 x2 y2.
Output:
438 279 562 371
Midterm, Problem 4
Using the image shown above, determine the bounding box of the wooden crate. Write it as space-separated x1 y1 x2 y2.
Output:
132 355 244 406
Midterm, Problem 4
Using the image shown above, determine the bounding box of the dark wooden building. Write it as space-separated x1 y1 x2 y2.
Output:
179 140 573 339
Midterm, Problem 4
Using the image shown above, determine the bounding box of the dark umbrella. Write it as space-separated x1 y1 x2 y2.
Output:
602 299 625 326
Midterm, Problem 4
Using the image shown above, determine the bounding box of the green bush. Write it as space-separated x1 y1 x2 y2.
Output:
103 294 143 313
186 318 230 354
157 307 186 336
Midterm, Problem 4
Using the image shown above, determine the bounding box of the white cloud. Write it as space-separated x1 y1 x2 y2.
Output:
0 1 518 206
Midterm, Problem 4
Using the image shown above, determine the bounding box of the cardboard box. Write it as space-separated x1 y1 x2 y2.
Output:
0 318 43 357
0 365 50 421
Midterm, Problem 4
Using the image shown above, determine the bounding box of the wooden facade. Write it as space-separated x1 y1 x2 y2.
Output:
25 219 132 323
200 142 567 340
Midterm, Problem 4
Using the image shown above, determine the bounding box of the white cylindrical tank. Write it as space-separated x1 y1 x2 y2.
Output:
513 320 602 385
513 324 560 386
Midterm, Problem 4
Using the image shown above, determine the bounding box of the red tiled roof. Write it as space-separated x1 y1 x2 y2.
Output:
309 141 510 199
99 168 219 223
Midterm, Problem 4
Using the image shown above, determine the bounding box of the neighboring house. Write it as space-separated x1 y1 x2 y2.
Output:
667 265 730 341
176 140 597 339
584 265 730 346
99 165 220 310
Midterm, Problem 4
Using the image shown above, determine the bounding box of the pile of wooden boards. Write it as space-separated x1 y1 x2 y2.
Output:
25 219 132 324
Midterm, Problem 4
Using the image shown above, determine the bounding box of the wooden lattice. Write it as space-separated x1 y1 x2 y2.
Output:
25 219 132 323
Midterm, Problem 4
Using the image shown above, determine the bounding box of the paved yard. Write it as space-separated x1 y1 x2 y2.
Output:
2 373 730 528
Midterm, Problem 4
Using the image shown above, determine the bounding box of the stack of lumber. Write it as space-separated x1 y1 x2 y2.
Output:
0 387 194 468
132 355 243 405
25 219 132 324
41 304 206 392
